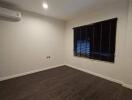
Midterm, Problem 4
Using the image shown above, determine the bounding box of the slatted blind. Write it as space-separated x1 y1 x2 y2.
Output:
73 18 117 62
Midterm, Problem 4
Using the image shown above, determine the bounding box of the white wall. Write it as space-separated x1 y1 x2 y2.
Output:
123 0 132 86
0 11 65 79
65 0 132 86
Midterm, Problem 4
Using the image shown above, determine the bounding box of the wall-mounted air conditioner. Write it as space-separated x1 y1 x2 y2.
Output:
0 7 22 21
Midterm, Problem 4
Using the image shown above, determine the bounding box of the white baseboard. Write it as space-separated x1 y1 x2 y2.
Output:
66 64 132 90
0 64 64 82
122 83 132 89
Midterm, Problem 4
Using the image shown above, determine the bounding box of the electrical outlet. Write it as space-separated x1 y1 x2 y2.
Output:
46 56 51 59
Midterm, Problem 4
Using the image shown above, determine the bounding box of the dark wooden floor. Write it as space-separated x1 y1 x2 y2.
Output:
0 66 132 100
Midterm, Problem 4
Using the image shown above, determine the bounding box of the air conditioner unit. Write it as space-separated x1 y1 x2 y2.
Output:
0 7 22 21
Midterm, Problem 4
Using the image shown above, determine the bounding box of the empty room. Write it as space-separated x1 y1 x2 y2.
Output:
0 0 132 100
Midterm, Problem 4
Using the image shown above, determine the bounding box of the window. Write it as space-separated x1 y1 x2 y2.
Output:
73 18 117 63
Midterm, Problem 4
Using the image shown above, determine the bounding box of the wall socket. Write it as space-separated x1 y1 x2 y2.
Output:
46 56 51 59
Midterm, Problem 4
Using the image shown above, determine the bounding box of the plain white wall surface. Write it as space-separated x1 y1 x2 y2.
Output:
64 0 132 86
123 0 132 85
0 11 65 79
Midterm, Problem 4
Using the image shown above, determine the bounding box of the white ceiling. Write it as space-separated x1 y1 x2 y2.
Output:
2 0 121 21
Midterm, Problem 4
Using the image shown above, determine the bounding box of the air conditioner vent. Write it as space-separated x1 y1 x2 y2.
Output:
0 7 22 21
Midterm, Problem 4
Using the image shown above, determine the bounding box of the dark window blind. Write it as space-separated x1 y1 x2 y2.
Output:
73 18 117 62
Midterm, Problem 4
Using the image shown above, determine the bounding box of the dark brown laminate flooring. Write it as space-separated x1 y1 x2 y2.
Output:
0 66 132 100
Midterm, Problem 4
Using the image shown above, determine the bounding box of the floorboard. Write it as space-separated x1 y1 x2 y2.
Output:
0 66 132 100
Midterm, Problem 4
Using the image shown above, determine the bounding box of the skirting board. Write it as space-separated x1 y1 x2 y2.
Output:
66 64 132 90
0 64 64 82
